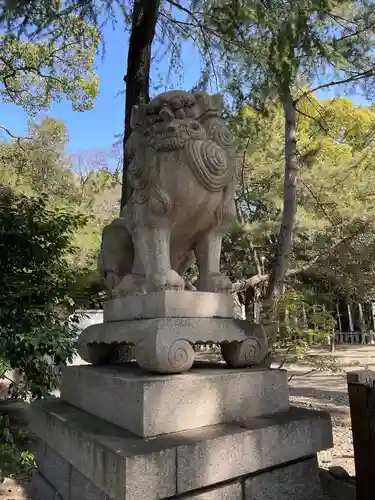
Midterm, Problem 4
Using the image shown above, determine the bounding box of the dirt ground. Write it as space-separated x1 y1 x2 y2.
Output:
287 344 375 476
1 344 374 499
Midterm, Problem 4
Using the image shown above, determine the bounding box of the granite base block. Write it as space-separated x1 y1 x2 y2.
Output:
244 457 322 500
35 442 110 500
60 364 290 437
30 398 332 500
33 445 243 500
36 441 70 499
31 445 324 500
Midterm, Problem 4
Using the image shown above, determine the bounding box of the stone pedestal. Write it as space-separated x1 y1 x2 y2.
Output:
31 291 332 499
30 363 333 500
77 291 269 374
60 363 290 437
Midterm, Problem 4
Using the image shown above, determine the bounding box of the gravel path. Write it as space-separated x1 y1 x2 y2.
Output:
286 344 375 477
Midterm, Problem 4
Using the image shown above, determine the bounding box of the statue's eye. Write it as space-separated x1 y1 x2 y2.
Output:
189 122 200 130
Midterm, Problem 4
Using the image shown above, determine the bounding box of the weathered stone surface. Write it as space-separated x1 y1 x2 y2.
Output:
244 457 322 500
70 467 110 500
36 442 70 500
99 91 237 298
77 318 268 373
103 291 234 322
184 481 242 500
30 472 63 500
34 442 110 500
32 462 242 500
61 364 289 437
30 399 176 500
30 399 332 500
175 408 332 493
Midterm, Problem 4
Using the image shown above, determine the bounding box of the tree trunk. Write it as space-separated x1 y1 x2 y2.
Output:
263 92 298 310
121 0 160 208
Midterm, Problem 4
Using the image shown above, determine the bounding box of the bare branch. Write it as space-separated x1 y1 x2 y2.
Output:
327 13 375 44
295 106 334 139
295 68 375 104
299 177 338 226
164 0 219 89
0 125 29 143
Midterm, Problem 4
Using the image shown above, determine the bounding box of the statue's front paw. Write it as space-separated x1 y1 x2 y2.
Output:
148 270 185 292
195 272 232 293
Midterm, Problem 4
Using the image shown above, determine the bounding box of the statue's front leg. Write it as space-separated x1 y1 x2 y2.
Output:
133 225 185 292
194 230 232 293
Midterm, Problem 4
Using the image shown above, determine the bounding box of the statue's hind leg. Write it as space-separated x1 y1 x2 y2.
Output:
100 217 147 297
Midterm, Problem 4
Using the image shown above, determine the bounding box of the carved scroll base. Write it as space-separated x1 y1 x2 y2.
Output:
77 318 268 374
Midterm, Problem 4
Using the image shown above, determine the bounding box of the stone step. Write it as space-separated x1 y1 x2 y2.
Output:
30 398 333 500
60 363 290 437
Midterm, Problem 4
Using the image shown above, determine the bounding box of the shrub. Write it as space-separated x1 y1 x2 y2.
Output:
0 189 88 481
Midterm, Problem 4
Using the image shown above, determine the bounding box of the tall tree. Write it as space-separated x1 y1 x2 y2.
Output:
122 0 160 206
195 0 375 311
225 96 375 314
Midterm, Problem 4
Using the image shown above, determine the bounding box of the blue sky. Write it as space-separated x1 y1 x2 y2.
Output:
0 19 205 155
0 16 371 156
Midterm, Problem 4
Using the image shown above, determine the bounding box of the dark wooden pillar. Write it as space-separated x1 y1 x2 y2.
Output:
347 370 375 500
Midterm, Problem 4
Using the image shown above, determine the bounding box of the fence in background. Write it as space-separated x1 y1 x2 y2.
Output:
233 297 375 346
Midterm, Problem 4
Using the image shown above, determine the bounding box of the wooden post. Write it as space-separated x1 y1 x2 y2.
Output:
312 304 317 331
347 303 354 343
335 302 342 348
347 370 375 500
330 327 335 353
358 303 366 344
285 306 291 339
302 304 308 331
336 303 342 333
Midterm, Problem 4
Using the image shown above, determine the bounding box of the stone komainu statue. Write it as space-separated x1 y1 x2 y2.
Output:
99 90 237 296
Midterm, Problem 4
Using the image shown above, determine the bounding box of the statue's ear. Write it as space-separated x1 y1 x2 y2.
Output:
212 94 223 111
